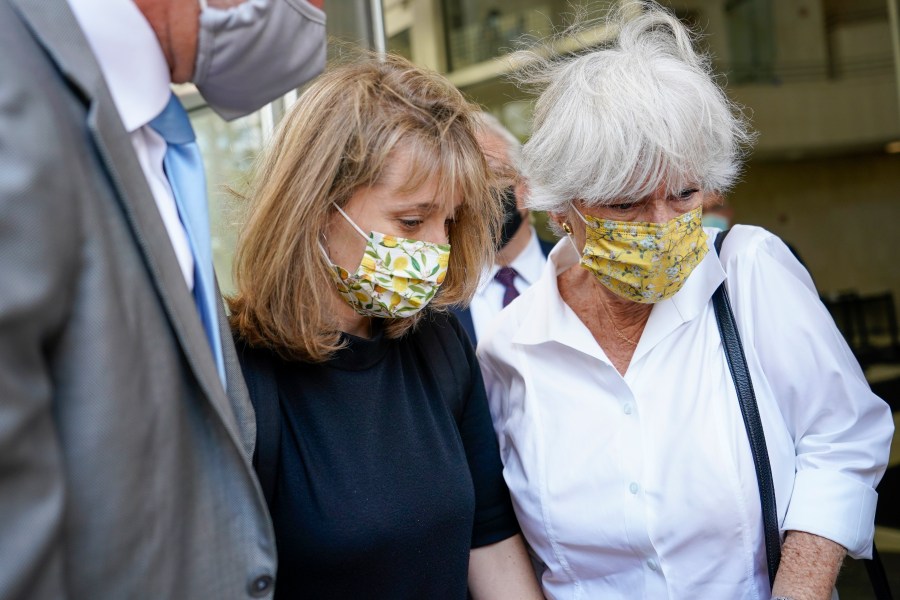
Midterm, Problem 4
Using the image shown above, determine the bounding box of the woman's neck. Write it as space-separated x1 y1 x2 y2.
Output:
558 266 652 375
331 292 373 338
598 283 652 327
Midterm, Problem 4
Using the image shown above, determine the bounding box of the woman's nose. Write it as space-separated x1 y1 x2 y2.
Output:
645 197 674 224
423 220 449 245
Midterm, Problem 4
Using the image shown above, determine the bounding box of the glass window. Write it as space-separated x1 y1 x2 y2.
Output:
187 0 385 297
190 108 264 297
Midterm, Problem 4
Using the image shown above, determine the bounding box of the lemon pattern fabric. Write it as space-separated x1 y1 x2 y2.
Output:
573 204 709 304
322 204 451 318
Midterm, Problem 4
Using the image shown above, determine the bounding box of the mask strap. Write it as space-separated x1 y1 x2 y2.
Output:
561 207 583 254
317 240 334 265
565 231 581 254
332 202 369 241
569 201 590 225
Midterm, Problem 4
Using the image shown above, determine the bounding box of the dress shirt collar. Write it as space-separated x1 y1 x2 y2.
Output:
476 228 547 297
67 0 172 133
512 230 726 362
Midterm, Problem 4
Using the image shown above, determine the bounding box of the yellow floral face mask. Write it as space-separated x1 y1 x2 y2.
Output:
320 204 451 318
569 204 709 304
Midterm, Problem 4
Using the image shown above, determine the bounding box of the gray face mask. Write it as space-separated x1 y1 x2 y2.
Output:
193 0 326 121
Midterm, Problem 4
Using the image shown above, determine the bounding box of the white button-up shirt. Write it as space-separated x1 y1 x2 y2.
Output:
67 0 194 288
469 229 548 340
477 225 894 600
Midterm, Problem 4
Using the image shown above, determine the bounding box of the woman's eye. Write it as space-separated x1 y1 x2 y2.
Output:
676 188 699 201
610 202 636 211
399 218 422 230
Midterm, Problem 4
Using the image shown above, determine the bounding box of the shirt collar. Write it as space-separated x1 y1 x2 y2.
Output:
511 231 726 359
508 229 546 287
476 228 548 297
511 237 595 352
67 0 172 132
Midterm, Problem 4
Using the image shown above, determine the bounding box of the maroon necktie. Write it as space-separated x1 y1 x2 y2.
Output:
494 266 520 308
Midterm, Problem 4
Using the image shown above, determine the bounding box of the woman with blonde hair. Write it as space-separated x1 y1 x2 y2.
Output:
228 54 542 599
478 2 893 599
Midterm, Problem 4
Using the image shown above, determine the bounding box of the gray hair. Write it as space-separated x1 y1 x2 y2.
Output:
473 111 523 174
515 1 754 213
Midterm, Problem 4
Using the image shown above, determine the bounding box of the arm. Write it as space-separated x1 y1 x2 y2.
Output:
0 21 79 598
770 531 846 600
442 315 542 598
469 534 544 600
723 228 892 576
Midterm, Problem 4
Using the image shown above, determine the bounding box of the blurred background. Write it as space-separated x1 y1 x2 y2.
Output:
181 0 900 595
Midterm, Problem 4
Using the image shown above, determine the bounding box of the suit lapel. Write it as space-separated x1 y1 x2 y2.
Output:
11 0 247 448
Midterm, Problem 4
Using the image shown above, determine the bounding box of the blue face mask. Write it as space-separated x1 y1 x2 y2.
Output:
701 214 730 230
193 0 326 121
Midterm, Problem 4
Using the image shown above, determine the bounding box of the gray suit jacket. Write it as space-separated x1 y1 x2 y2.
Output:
0 1 276 598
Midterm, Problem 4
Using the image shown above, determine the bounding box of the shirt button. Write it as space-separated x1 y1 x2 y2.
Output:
623 403 633 415
629 482 640 494
647 558 659 571
248 575 274 597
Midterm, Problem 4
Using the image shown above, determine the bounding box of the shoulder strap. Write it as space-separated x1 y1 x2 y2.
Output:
712 229 782 588
237 343 281 508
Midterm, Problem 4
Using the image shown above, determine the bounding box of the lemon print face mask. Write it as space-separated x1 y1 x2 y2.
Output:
320 203 451 318
569 203 708 304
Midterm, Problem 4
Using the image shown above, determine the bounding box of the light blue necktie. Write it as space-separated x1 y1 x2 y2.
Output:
149 93 226 388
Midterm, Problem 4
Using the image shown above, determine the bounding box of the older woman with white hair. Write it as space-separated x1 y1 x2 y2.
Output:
477 3 894 599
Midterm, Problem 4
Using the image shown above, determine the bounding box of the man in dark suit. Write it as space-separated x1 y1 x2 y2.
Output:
454 113 557 344
0 1 324 598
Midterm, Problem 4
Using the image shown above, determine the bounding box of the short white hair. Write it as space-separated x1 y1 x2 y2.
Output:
473 111 523 174
515 1 754 213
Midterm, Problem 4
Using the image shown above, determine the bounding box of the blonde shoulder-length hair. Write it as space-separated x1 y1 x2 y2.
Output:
228 54 500 362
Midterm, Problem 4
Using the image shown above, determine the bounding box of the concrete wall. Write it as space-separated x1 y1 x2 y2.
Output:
732 75 900 157
728 153 900 307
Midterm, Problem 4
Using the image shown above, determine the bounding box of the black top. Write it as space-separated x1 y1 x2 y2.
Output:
236 312 518 600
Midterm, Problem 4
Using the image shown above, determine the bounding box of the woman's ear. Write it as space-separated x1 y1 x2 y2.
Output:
546 210 571 238
550 209 568 229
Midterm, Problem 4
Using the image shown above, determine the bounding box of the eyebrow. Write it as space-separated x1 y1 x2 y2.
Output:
389 200 447 214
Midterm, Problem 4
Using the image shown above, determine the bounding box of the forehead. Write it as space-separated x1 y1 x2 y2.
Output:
369 148 463 213
476 132 510 170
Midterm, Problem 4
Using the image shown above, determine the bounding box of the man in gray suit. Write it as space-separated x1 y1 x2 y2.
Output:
0 1 325 598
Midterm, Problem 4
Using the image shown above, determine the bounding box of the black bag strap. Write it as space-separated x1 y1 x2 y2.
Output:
711 229 782 588
237 343 281 508
712 229 893 599
866 544 895 599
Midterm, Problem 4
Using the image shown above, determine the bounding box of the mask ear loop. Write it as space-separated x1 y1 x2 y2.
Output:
569 201 590 225
332 202 370 241
321 203 372 274
317 240 333 265
564 202 588 253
